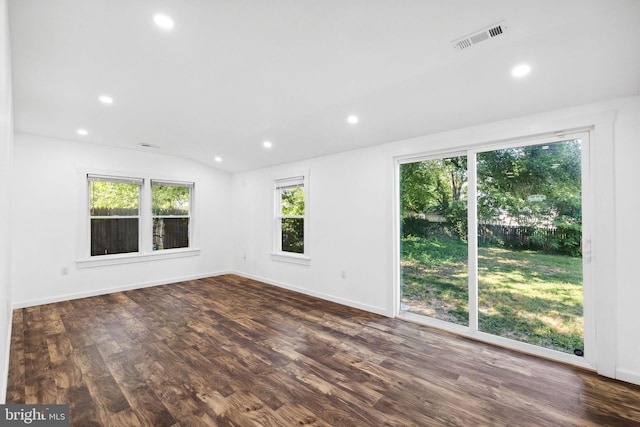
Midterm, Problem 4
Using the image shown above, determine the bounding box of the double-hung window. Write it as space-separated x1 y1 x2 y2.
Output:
82 174 196 264
151 180 192 251
89 175 142 256
273 174 309 263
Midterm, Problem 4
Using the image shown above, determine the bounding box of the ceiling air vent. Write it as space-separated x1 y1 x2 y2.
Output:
452 20 508 51
138 142 160 149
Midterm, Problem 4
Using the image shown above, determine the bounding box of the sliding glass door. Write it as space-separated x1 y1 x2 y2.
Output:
400 155 469 326
399 133 589 359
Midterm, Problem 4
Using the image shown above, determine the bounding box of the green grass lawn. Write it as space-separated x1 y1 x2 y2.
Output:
401 235 583 354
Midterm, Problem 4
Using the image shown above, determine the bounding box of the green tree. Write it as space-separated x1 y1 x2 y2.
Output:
400 156 468 239
477 140 582 254
280 186 304 253
281 187 304 215
400 140 582 253
90 181 139 215
152 184 190 215
477 141 581 225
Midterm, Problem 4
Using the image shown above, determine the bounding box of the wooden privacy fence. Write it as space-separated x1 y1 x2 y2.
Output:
90 218 138 256
402 217 581 256
478 224 574 251
90 218 188 256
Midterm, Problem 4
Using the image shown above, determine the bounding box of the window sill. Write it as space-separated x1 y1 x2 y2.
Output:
76 248 201 269
270 252 311 266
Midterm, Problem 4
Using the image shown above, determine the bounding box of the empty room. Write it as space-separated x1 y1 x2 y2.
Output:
1 0 640 426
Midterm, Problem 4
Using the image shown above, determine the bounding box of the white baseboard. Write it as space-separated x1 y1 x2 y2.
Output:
11 270 392 318
616 368 640 386
233 271 392 317
12 270 233 309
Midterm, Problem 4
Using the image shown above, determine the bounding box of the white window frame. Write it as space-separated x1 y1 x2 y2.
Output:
271 171 310 265
395 129 595 370
76 170 199 268
87 174 143 256
151 180 194 251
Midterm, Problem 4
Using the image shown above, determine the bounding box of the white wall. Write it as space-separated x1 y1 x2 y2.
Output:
231 149 395 315
613 98 640 385
11 134 232 306
231 95 640 385
0 0 12 403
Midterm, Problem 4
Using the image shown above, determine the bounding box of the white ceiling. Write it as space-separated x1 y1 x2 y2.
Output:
8 0 640 173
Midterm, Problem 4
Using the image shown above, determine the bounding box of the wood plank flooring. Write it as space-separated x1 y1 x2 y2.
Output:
6 274 640 426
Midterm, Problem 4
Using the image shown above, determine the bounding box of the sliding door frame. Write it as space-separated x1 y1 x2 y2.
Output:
395 129 595 370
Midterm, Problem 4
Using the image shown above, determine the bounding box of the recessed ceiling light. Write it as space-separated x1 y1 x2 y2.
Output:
347 115 359 124
263 140 273 148
99 95 114 104
511 64 531 78
77 129 88 136
154 14 174 30
214 156 222 162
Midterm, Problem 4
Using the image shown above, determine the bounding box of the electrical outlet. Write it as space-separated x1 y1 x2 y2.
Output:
61 267 68 276
341 270 346 279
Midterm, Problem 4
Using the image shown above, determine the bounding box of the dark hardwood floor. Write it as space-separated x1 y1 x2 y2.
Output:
6 274 640 426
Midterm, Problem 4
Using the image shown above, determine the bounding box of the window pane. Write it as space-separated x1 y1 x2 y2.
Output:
91 218 139 256
399 156 469 325
90 181 139 216
152 184 190 216
281 187 304 215
281 218 304 253
153 218 189 250
477 140 583 354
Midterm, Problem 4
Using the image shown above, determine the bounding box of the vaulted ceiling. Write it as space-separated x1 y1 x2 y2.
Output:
8 0 640 173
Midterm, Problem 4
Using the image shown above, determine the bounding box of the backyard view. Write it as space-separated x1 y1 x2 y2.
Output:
89 179 191 256
400 139 584 355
